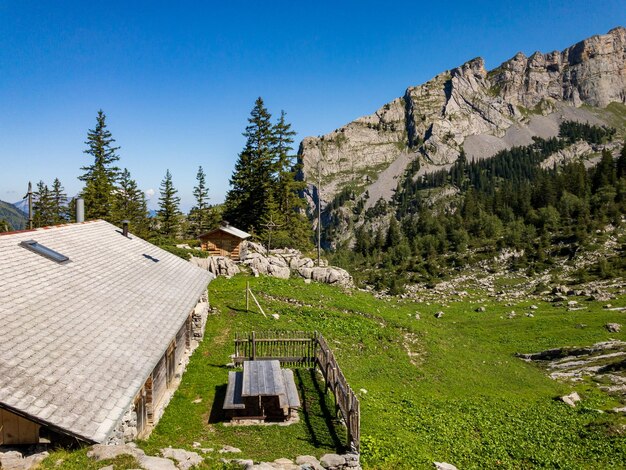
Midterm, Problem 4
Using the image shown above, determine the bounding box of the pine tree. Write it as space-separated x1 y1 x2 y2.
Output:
188 166 212 237
224 97 276 233
51 178 69 224
157 169 181 238
79 110 120 221
33 180 55 227
112 168 149 237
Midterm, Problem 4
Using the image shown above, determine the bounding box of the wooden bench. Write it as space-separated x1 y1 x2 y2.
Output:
223 360 301 422
223 371 245 410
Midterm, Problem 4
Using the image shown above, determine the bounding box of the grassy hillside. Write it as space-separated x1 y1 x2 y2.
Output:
43 274 626 469
0 200 27 230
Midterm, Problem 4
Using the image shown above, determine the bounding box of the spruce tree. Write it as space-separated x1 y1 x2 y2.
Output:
269 110 312 249
112 168 149 237
33 180 55 227
79 110 120 221
51 178 69 224
157 169 181 238
617 142 626 179
224 97 275 232
188 166 211 236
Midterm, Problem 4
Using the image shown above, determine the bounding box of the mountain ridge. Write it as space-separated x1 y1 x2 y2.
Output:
298 27 626 217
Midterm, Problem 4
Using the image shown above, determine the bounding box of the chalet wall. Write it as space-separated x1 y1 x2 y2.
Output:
106 293 211 444
0 408 40 445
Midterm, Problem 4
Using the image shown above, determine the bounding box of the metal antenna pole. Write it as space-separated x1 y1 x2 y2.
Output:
317 159 322 267
25 182 33 230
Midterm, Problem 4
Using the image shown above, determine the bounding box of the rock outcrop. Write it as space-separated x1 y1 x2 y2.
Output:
299 27 626 215
242 242 354 288
190 255 240 278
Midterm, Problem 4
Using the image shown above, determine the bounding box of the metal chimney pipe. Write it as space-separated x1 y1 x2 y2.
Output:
76 198 85 223
122 220 129 237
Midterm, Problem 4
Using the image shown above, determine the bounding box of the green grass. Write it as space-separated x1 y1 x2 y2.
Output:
39 449 139 469
43 274 626 469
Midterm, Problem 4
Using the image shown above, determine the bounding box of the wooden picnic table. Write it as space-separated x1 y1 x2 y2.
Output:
223 359 300 421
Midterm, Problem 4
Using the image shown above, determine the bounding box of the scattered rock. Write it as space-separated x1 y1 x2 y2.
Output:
192 398 202 404
530 305 539 310
272 313 280 320
507 311 517 319
296 455 323 469
560 392 582 407
87 444 143 461
219 445 242 454
475 306 486 312
606 323 622 332
414 313 421 320
231 459 254 467
567 300 579 307
137 454 177 470
526 313 534 318
434 311 444 318
320 453 346 469
160 448 203 470
434 463 458 470
0 450 49 470
359 388 368 395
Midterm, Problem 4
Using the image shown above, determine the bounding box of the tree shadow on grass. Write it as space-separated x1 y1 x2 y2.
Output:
296 368 346 453
208 384 227 424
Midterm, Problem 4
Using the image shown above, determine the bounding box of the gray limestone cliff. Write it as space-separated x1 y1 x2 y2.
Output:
298 27 626 216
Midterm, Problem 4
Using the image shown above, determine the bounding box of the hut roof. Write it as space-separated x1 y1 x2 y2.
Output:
0 220 213 443
199 224 251 240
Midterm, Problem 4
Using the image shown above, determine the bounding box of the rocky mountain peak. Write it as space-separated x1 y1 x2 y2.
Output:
298 27 626 218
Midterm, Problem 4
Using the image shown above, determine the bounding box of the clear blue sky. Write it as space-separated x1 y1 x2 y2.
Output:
1 1 625 210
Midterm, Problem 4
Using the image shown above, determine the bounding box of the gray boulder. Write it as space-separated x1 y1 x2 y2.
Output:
320 453 346 469
160 448 203 470
606 323 622 332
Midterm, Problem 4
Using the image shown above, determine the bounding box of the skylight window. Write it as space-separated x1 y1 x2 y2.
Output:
19 240 69 263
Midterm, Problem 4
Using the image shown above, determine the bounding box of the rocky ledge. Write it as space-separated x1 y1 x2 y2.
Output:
192 241 354 288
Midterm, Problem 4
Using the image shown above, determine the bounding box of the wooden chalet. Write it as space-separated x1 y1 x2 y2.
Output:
0 220 213 445
198 224 251 261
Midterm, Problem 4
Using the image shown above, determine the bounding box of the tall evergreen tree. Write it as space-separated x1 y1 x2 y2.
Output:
188 166 212 236
224 97 275 233
157 169 181 238
112 168 149 237
269 110 312 249
33 180 55 227
51 178 69 224
79 110 120 221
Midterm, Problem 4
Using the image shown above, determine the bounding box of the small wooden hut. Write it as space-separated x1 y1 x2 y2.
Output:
198 224 251 261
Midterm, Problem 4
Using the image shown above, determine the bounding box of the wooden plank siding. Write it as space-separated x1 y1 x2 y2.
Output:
0 408 40 445
151 355 168 409
199 231 244 260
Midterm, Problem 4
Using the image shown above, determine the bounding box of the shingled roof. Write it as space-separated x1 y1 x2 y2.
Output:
0 220 213 443
199 224 251 240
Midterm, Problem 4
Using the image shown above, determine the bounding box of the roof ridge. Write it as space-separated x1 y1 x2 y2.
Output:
0 220 102 237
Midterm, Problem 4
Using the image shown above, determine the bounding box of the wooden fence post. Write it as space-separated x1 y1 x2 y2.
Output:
251 331 256 360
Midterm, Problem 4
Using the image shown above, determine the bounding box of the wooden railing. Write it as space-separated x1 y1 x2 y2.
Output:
233 331 360 451
233 331 317 367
